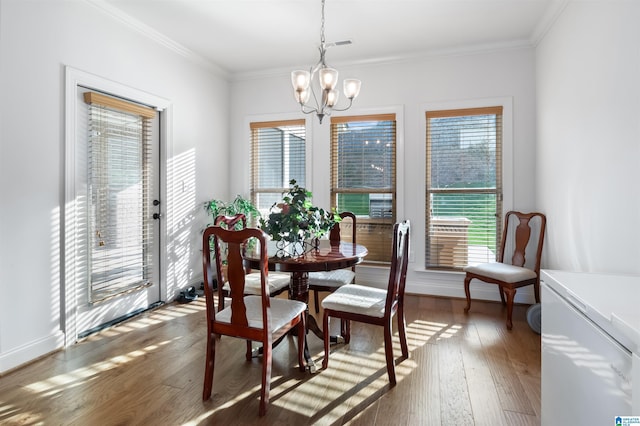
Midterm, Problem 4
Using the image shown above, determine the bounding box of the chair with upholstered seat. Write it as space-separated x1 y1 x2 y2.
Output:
463 211 547 330
201 225 306 416
321 220 410 385
308 211 356 313
213 214 291 309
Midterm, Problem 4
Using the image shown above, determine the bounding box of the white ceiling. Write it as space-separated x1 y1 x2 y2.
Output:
97 0 561 78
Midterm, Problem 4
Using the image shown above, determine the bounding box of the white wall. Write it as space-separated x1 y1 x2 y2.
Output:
6 0 616 373
536 1 640 274
0 0 229 372
229 48 538 300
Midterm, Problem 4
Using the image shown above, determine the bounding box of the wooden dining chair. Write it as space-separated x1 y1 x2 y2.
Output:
321 220 410 385
463 211 547 330
213 214 290 309
202 225 306 416
308 211 357 313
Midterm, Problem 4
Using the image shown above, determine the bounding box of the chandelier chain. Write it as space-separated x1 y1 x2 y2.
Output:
320 0 326 47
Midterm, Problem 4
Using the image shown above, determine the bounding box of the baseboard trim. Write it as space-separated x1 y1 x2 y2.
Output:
0 331 65 375
356 264 536 304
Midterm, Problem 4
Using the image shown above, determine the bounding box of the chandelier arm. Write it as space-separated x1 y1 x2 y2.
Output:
326 98 354 113
308 81 323 112
298 106 318 115
300 65 328 114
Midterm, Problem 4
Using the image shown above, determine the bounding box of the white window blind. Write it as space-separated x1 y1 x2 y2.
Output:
330 114 396 264
84 92 155 302
425 107 503 270
250 120 306 219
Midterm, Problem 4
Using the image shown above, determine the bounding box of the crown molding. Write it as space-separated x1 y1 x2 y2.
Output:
231 38 535 83
83 0 229 79
530 0 570 46
84 0 555 84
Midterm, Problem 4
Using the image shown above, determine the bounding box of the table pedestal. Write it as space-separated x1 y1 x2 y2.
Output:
288 271 324 340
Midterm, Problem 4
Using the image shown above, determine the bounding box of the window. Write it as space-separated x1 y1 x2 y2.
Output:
84 91 156 302
331 114 396 264
425 107 503 270
250 120 306 219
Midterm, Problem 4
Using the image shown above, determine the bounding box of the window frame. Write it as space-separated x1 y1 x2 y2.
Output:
250 119 307 220
330 113 398 265
424 106 505 271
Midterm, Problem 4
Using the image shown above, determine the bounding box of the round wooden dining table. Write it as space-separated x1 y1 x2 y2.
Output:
244 239 368 370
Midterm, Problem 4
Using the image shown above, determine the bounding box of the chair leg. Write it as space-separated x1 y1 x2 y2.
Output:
340 319 347 340
534 279 541 303
314 290 320 314
397 306 409 359
463 275 472 313
245 340 252 361
343 319 351 344
498 286 506 305
322 311 330 369
503 286 516 330
384 318 397 385
202 331 216 400
259 338 273 416
297 315 306 372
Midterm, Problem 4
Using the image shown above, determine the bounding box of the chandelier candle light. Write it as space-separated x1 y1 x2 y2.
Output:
291 0 361 124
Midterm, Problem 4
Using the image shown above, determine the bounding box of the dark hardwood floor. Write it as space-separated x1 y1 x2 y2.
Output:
0 293 540 425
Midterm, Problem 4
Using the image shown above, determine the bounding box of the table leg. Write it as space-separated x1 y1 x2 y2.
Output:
289 271 324 340
288 271 317 372
289 271 343 372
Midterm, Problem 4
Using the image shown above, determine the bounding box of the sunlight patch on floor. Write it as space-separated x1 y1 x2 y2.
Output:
78 300 205 343
24 338 179 395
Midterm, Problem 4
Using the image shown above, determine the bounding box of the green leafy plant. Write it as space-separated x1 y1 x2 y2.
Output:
204 195 260 265
259 179 340 243
204 194 260 229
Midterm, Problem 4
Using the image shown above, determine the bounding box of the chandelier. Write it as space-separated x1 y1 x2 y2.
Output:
290 0 361 124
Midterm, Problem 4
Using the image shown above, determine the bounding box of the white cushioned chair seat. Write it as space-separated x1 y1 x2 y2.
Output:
321 284 387 318
216 295 306 330
464 262 536 283
308 269 355 288
222 271 290 295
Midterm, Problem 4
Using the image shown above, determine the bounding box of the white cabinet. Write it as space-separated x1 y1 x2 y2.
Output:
541 270 640 424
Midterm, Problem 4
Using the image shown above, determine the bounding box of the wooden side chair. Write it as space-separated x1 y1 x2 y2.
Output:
213 214 290 309
463 211 547 330
308 211 357 313
201 225 306 416
321 220 410 385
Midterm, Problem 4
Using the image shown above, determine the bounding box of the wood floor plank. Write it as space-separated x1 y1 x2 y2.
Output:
406 341 442 425
0 295 541 425
437 334 475 425
474 318 536 416
459 322 509 425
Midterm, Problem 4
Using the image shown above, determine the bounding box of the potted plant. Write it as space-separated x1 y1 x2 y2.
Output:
203 195 261 285
204 194 260 228
259 179 339 256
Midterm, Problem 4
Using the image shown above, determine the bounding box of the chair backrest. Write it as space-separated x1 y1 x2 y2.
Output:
214 213 247 230
329 212 356 276
329 211 356 245
384 220 410 312
214 213 252 277
499 211 546 273
202 225 270 329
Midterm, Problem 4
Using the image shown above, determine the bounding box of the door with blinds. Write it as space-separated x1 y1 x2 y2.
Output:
75 87 161 337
